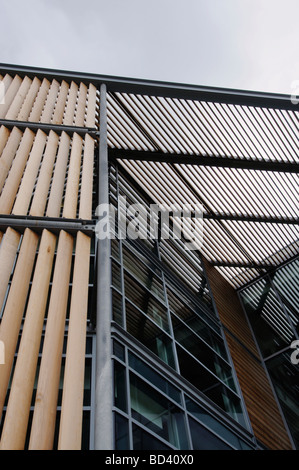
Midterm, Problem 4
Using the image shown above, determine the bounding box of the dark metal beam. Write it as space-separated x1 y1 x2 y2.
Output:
0 119 98 137
1 62 297 111
0 215 94 236
211 261 276 269
157 210 298 225
203 213 299 225
109 148 299 173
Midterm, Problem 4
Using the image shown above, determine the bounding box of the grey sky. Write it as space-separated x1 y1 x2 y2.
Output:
1 0 299 94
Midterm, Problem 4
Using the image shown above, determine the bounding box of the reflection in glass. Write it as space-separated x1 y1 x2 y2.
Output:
172 315 235 390
186 397 252 449
188 417 231 450
122 245 165 302
130 373 189 449
114 361 127 413
124 273 169 332
167 287 221 336
115 413 130 450
176 346 246 427
125 301 175 369
112 289 123 326
132 424 171 450
128 352 182 404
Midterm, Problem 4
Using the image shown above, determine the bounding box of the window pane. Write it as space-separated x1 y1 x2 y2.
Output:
132 424 171 450
111 238 120 261
167 287 221 336
111 260 122 291
124 273 169 332
114 361 127 413
125 301 175 369
123 245 165 302
115 413 130 450
176 346 245 426
112 289 123 326
172 316 235 391
130 373 189 449
113 340 125 362
128 352 182 404
186 397 252 450
188 417 231 450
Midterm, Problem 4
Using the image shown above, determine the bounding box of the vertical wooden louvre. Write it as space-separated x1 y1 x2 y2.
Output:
58 231 91 449
0 71 97 449
0 230 56 450
0 229 39 416
29 230 73 450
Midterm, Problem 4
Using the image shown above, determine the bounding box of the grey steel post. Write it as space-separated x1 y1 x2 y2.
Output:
94 83 113 449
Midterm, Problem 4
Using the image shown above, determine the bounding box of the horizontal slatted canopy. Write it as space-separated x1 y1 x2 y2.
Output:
105 90 298 289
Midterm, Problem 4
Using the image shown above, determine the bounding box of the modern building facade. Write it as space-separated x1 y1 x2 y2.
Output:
0 63 298 450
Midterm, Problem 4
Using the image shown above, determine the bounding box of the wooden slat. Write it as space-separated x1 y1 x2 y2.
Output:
85 83 97 128
79 134 94 219
0 75 22 119
226 333 293 449
62 133 83 218
0 230 56 450
0 74 13 99
0 227 21 312
52 80 69 125
40 79 60 123
0 127 23 192
0 229 39 416
0 126 11 157
29 130 59 217
0 128 35 214
29 230 73 450
46 132 71 217
28 78 51 122
12 129 47 215
58 231 91 449
74 82 87 127
17 77 41 121
5 76 32 120
63 81 78 126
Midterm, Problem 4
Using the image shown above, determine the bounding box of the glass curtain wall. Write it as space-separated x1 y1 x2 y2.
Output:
109 163 256 450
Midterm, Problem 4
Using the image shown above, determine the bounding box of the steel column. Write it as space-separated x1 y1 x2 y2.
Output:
94 83 113 450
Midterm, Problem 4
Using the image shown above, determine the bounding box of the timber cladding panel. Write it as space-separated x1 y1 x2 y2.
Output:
203 259 293 450
0 73 97 449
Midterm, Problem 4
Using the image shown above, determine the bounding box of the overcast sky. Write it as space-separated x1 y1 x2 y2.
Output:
1 0 299 95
